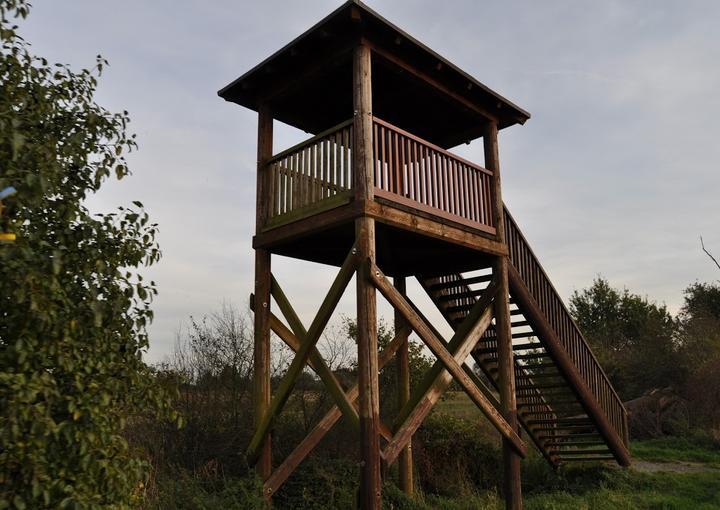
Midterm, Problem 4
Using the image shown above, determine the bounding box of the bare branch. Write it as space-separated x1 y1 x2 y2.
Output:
700 235 720 271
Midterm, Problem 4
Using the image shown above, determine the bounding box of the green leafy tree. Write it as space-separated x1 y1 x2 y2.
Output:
569 277 681 400
0 2 174 508
343 317 433 420
679 282 720 432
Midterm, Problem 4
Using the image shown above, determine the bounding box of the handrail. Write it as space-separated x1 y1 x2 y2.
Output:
263 115 497 235
372 117 496 234
267 119 355 165
265 120 353 223
503 206 629 447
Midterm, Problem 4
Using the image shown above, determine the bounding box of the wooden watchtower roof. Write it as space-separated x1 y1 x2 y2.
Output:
219 0 530 149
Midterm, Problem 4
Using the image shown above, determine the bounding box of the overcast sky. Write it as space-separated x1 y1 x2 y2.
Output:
20 1 720 362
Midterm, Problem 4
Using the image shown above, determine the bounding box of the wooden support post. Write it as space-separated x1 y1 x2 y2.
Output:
263 332 407 496
251 291 361 431
485 120 522 510
353 41 381 510
371 263 526 457
384 297 497 467
246 249 357 465
253 103 273 481
394 277 413 496
269 278 361 431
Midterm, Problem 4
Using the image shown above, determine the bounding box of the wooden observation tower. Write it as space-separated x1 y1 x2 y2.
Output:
219 2 630 508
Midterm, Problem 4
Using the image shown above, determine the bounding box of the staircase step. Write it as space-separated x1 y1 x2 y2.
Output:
518 361 556 369
559 456 615 462
554 449 611 456
475 342 542 355
511 320 530 328
429 273 492 291
437 287 489 302
527 418 592 425
516 383 568 390
538 432 601 439
532 424 597 432
517 372 562 379
514 353 550 361
511 341 543 350
543 441 605 447
480 331 538 341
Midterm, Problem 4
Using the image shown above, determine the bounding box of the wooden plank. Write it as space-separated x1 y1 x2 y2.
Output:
508 263 631 467
384 281 500 466
373 188 497 234
394 277 413 495
253 102 273 480
246 247 358 465
253 198 361 249
369 262 526 457
268 280 360 431
263 190 353 230
485 119 522 510
353 42 381 510
263 331 407 498
363 200 506 256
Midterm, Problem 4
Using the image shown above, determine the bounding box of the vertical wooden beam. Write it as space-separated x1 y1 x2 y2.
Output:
394 277 413 496
254 103 273 482
354 42 381 510
485 120 522 510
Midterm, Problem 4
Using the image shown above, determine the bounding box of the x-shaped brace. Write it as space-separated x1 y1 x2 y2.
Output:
246 246 359 464
367 261 527 461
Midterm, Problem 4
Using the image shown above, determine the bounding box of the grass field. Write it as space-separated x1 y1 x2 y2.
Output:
406 392 720 509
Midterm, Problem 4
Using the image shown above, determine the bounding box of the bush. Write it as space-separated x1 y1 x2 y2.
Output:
414 413 501 497
148 469 264 510
0 2 174 507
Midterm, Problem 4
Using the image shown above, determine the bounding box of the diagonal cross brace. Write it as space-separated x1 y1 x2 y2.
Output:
368 261 527 458
383 281 498 466
249 292 360 432
263 330 409 497
246 246 358 465
405 295 503 413
268 278 360 430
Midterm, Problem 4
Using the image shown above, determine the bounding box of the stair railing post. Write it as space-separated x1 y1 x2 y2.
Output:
353 41 382 510
485 120 523 510
254 102 274 484
394 277 413 496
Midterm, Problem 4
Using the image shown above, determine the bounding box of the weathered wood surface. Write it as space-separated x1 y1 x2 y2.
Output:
485 120 523 510
507 263 632 467
384 283 498 466
394 277 413 495
373 117 495 234
265 279 360 430
263 331 408 497
246 247 357 465
253 103 273 480
353 42 382 510
369 262 526 457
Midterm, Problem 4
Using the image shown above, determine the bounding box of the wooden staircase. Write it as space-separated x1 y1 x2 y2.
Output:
420 206 631 467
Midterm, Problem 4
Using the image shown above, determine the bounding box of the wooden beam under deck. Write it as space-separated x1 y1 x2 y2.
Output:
253 198 507 262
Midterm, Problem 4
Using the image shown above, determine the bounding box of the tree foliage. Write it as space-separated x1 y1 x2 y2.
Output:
679 283 720 433
569 277 681 400
0 2 174 507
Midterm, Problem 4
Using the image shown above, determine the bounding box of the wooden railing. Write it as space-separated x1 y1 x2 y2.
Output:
263 116 496 235
265 119 354 227
504 208 629 447
372 117 496 234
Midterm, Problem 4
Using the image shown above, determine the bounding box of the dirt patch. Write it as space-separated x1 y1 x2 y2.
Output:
632 460 719 474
